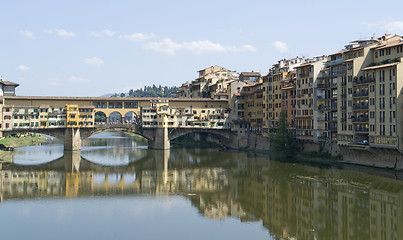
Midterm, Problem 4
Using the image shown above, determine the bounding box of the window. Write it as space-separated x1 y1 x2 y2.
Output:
370 111 375 119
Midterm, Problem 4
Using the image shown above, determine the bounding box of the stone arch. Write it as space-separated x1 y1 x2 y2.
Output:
123 111 138 124
82 126 153 141
95 111 107 124
108 111 122 124
168 128 233 147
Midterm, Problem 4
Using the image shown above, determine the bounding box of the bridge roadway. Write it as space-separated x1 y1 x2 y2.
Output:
3 124 244 150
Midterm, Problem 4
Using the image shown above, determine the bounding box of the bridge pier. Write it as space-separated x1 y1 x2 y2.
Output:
148 127 170 150
63 150 82 172
64 128 82 151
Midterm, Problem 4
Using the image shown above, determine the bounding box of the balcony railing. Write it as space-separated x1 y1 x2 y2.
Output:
355 127 369 133
330 59 343 65
353 76 375 85
317 84 328 89
352 91 369 98
329 126 337 131
352 116 369 123
352 104 369 110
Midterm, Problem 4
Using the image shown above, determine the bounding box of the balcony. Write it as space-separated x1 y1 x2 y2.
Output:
330 59 343 65
299 73 310 78
317 117 327 122
317 84 328 89
352 91 369 98
317 73 330 79
329 126 337 131
355 126 369 133
352 104 369 110
330 70 346 76
353 76 375 86
352 117 369 123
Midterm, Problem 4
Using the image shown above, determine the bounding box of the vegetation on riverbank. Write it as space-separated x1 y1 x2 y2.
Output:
0 134 48 148
171 136 221 148
268 111 301 160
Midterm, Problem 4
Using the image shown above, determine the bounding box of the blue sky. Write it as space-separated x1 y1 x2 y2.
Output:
1 0 403 96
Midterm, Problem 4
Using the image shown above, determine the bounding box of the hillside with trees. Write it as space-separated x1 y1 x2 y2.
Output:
111 85 179 98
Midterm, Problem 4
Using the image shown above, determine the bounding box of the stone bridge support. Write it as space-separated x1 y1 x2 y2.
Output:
147 127 170 150
64 128 82 151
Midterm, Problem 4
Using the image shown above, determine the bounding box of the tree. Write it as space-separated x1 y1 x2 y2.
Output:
268 110 300 160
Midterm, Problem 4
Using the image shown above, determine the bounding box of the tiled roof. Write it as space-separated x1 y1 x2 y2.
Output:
361 62 399 71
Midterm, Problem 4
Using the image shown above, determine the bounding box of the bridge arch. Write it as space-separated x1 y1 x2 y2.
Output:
82 124 153 142
95 111 107 124
108 111 122 124
123 111 138 124
168 128 233 147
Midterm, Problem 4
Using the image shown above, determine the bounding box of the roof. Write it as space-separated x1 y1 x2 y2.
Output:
240 72 261 76
295 62 313 68
372 40 403 50
0 80 19 86
2 96 229 103
362 62 399 71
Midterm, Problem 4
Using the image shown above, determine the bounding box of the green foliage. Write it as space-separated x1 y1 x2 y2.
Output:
268 111 300 160
112 85 179 98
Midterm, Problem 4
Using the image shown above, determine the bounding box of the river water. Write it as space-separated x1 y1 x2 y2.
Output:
1 131 403 240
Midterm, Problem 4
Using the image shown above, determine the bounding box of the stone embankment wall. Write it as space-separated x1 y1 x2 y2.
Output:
302 141 403 170
187 131 403 170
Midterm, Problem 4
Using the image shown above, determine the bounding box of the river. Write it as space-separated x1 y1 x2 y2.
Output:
0 131 402 240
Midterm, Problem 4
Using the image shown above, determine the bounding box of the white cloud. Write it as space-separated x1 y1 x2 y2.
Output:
271 41 289 53
362 19 403 34
119 33 156 41
20 30 35 39
16 65 30 71
102 29 115 37
90 29 115 37
69 76 89 83
143 38 256 55
45 28 77 38
82 57 104 67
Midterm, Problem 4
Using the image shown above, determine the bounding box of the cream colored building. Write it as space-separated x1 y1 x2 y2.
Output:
335 34 403 151
295 57 327 142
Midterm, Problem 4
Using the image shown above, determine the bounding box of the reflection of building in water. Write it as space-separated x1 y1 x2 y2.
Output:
2 163 403 239
1 170 65 199
236 170 403 240
0 168 3 202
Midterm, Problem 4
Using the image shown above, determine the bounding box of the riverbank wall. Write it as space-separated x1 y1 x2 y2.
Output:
233 132 403 170
297 141 403 170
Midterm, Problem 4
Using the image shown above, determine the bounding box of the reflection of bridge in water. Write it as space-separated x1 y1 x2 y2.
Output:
3 151 403 239
1 150 171 199
0 149 234 201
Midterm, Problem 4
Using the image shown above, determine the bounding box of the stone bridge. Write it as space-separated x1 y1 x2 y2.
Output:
2 124 246 151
